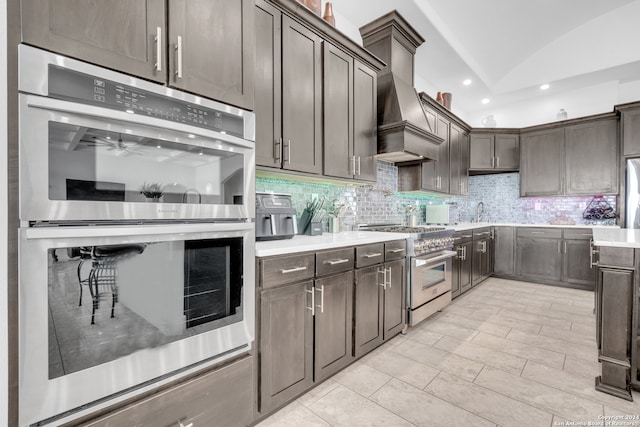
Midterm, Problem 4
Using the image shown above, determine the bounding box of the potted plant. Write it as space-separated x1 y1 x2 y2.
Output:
139 182 164 202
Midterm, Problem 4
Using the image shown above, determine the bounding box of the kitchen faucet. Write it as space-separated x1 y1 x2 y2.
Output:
476 202 485 223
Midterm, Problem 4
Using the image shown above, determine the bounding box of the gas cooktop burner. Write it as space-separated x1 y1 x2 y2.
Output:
367 226 445 233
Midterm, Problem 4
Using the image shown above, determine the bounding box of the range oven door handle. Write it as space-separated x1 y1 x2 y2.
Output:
414 250 457 267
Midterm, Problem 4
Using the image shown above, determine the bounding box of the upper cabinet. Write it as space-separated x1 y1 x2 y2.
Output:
22 0 255 110
619 102 640 157
254 0 383 181
469 132 519 172
520 117 618 197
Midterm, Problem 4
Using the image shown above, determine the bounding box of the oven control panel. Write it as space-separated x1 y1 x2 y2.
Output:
47 65 245 138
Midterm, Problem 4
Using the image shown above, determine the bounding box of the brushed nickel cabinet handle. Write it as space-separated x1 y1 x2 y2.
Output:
154 27 162 72
274 138 282 162
179 421 194 427
316 285 324 313
326 258 350 265
364 252 383 258
377 268 386 290
306 286 315 315
175 35 183 79
356 156 361 176
496 156 500 168
389 248 405 253
385 267 392 289
281 266 307 274
589 239 599 268
491 157 495 168
557 241 561 253
564 241 567 253
462 246 467 260
287 140 291 164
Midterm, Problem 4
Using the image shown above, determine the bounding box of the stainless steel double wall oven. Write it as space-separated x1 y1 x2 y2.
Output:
18 45 256 426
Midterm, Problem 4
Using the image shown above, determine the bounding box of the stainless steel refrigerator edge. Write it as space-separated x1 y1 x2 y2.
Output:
626 158 640 228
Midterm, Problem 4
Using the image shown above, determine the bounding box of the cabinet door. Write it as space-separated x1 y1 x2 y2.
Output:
353 61 378 182
354 265 384 358
260 280 314 411
420 161 438 191
449 124 462 195
622 107 640 157
314 271 354 381
472 239 486 286
323 43 353 179
459 241 473 293
520 128 564 196
255 0 282 168
469 134 494 169
516 237 562 282
169 0 254 110
494 227 515 276
282 16 323 174
451 249 461 298
435 116 450 193
565 119 618 195
383 259 405 339
22 0 166 83
562 239 596 289
494 134 520 170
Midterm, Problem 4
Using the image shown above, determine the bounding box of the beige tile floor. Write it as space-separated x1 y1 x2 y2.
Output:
257 278 640 427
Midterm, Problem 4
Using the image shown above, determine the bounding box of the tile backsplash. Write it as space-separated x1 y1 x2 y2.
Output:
256 162 618 230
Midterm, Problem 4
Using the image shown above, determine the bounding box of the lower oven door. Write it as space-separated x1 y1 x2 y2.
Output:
410 250 456 309
19 222 254 426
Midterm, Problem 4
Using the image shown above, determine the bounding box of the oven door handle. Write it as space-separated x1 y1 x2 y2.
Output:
414 250 457 266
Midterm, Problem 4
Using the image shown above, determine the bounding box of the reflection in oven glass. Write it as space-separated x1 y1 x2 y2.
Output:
47 238 243 379
421 264 445 290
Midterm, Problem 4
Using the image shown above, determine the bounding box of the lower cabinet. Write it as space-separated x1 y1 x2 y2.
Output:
561 229 596 289
452 231 473 298
78 356 254 427
516 228 562 283
472 228 492 286
258 240 405 414
493 226 515 276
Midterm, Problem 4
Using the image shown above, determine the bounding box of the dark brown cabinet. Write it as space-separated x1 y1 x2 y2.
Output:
493 226 515 276
254 5 322 173
354 241 406 357
23 0 255 110
418 115 450 192
469 132 519 172
323 44 377 182
516 228 562 282
472 228 492 286
620 103 640 157
452 231 473 298
521 118 618 196
450 124 469 195
561 229 596 290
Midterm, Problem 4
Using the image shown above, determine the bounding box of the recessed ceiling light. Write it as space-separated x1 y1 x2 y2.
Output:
156 145 161 149
481 98 490 104
540 84 550 90
125 109 135 114
463 79 472 86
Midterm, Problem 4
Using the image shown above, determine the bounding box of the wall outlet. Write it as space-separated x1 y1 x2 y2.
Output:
534 203 542 211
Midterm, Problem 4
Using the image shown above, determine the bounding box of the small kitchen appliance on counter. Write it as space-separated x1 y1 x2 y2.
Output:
425 204 459 225
256 193 297 240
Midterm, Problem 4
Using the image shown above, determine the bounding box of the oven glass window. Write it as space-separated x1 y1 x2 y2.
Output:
421 263 445 289
48 122 245 204
47 237 243 379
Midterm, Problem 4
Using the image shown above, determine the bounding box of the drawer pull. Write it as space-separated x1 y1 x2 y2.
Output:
364 252 383 258
179 421 194 427
530 231 545 234
326 258 350 265
281 266 307 274
388 248 405 253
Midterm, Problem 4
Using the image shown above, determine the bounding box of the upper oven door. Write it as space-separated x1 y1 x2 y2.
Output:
20 94 255 222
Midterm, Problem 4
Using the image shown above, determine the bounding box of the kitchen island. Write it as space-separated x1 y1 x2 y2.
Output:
591 229 640 401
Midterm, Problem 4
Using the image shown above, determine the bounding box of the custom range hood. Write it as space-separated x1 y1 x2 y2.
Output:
360 11 443 162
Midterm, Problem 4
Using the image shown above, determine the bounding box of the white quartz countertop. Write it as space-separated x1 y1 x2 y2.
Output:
450 222 619 231
255 231 410 257
592 228 640 248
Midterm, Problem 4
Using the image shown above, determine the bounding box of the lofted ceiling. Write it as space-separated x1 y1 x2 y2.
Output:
329 0 640 127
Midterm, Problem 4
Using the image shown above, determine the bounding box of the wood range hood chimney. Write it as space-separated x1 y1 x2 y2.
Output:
360 10 442 162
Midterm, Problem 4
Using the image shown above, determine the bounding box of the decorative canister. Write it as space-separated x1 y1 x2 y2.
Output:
323 2 335 26
435 92 443 104
442 92 452 109
300 0 321 16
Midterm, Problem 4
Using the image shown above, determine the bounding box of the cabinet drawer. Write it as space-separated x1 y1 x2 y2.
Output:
81 356 253 427
516 227 562 239
316 247 354 276
563 228 593 240
356 243 385 268
598 247 634 268
473 227 492 240
260 253 315 288
385 240 407 261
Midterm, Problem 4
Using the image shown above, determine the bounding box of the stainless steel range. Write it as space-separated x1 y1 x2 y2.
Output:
361 225 456 326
